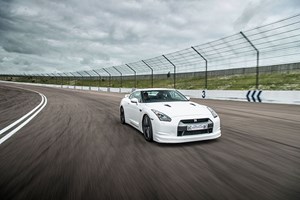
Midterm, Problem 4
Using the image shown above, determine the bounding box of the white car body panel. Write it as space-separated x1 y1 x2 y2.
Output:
145 102 211 118
120 89 221 143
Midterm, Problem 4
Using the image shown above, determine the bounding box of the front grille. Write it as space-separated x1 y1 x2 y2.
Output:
177 118 213 136
180 118 209 124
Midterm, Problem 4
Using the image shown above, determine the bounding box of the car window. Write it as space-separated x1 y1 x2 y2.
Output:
141 90 188 103
129 91 142 102
169 90 186 101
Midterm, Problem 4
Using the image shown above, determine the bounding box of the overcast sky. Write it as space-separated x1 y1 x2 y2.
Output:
0 0 299 74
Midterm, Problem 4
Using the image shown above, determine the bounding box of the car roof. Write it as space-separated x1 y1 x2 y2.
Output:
134 88 176 92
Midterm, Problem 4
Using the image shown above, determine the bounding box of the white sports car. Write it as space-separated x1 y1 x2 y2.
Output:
119 88 221 143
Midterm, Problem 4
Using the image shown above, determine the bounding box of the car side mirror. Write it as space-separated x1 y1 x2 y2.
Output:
131 98 139 104
125 94 129 98
186 96 191 101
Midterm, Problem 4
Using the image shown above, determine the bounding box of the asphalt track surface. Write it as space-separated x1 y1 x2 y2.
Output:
0 83 299 200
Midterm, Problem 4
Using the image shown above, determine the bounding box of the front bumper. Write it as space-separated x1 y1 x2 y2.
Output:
152 115 221 143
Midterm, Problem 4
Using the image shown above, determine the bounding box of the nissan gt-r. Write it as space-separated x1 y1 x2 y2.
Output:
119 88 221 143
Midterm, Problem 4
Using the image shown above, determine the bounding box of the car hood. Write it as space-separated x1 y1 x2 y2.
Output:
145 101 212 118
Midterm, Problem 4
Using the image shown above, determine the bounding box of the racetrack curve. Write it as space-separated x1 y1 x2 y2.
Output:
0 83 299 200
0 85 40 130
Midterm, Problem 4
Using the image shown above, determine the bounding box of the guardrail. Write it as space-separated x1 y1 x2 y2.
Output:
1 81 299 105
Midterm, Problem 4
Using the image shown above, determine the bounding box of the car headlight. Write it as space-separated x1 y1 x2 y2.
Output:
151 109 172 122
207 107 218 118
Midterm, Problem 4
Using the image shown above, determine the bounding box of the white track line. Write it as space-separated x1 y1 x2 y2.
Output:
0 93 45 135
0 89 48 144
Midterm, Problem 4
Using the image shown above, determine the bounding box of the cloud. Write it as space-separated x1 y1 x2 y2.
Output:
13 57 31 66
0 0 299 74
1 37 47 55
234 0 300 31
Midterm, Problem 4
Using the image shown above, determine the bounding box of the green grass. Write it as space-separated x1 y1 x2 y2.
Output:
1 70 300 90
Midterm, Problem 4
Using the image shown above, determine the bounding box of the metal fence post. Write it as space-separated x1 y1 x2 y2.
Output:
191 46 208 89
103 68 111 88
126 64 137 88
33 74 37 83
23 73 27 82
84 71 92 90
41 74 45 84
41 74 45 83
162 55 176 89
142 60 154 88
32 74 36 83
50 73 56 85
63 72 70 88
92 70 101 91
113 66 123 88
70 72 77 89
57 73 63 88
34 74 37 83
39 74 43 84
46 73 52 85
37 74 41 83
240 31 259 89
77 72 84 90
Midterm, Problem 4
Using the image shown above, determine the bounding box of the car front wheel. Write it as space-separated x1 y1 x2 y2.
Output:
120 107 125 124
142 115 153 142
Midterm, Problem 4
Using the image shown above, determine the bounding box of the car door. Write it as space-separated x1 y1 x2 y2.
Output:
127 91 142 127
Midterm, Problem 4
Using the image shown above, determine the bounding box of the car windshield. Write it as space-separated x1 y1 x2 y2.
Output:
141 90 188 103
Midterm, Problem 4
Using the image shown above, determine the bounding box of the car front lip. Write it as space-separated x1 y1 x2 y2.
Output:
154 130 221 143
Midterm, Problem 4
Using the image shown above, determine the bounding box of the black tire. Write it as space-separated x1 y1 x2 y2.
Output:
142 115 153 142
120 107 125 124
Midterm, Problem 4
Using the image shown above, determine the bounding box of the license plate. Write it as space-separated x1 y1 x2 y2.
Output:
187 123 208 131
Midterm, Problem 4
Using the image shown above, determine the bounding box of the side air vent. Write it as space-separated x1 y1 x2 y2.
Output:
190 103 196 106
164 104 171 107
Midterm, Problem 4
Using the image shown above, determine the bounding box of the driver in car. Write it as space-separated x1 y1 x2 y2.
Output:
143 92 150 102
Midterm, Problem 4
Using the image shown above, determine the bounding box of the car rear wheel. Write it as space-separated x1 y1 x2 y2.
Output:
142 115 153 142
120 107 125 124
